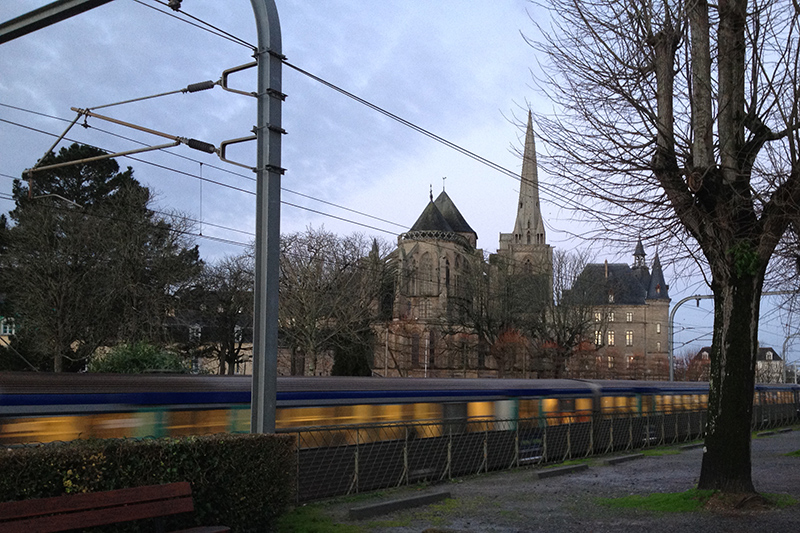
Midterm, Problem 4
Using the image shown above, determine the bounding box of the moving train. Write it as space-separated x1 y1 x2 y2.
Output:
0 372 798 446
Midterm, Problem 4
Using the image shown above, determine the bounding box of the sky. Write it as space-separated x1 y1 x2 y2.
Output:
0 0 797 364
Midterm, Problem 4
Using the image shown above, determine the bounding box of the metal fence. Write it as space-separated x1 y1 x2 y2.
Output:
282 404 798 503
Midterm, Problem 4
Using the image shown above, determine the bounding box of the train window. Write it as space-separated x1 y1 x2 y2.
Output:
542 398 559 414
518 399 539 420
640 395 655 414
575 398 592 422
169 410 229 436
468 401 495 422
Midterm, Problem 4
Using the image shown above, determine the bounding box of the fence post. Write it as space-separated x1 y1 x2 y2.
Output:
444 426 452 481
295 431 300 504
482 422 489 473
628 413 633 451
513 420 519 468
543 420 548 462
399 426 409 487
565 418 572 461
608 414 614 453
587 415 594 458
352 427 360 494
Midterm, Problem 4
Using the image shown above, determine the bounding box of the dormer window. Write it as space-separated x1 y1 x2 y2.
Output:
608 291 615 303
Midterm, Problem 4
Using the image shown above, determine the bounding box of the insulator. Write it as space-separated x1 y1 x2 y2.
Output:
186 81 215 93
187 139 216 154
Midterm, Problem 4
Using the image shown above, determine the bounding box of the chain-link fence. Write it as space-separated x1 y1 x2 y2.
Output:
283 403 798 503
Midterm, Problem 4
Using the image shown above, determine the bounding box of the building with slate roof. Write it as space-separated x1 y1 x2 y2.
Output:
497 112 552 277
373 188 485 377
373 111 672 379
568 241 671 379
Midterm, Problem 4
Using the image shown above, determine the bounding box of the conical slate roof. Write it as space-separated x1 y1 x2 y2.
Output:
409 200 453 232
434 191 477 239
634 239 645 258
647 253 669 299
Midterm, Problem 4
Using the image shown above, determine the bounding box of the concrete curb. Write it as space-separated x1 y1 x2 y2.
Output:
348 490 451 520
532 463 588 479
680 443 704 450
604 453 644 465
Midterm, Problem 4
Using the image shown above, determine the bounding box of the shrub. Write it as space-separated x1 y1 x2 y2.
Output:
88 342 190 373
0 433 296 532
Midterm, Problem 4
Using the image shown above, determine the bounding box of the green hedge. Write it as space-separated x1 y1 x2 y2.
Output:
0 433 296 532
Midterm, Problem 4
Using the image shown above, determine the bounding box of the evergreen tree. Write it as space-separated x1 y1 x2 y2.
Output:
1 143 201 371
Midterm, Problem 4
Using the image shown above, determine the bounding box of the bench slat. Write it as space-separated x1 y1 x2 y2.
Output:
0 482 192 520
3 496 195 533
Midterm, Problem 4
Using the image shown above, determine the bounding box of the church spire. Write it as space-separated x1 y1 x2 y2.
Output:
512 111 546 246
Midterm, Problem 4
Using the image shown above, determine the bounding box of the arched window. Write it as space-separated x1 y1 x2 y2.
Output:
526 231 531 244
420 252 433 295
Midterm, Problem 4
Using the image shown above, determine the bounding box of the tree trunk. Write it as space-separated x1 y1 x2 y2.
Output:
698 273 761 492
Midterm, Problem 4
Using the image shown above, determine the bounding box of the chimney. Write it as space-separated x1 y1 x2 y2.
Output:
604 259 608 278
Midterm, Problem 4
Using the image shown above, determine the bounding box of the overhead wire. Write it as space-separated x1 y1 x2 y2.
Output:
1 104 407 231
131 0 585 213
0 115 401 237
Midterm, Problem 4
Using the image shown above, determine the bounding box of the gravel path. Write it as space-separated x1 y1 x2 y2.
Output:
314 427 800 532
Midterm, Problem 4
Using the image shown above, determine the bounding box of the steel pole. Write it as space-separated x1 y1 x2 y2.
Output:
668 290 794 381
250 0 283 434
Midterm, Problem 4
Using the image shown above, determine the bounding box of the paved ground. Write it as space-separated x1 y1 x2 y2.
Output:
309 427 800 532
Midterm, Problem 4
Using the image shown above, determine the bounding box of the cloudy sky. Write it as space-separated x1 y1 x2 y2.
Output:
0 0 795 360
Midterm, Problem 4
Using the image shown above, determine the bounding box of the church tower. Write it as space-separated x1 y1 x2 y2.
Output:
497 112 552 275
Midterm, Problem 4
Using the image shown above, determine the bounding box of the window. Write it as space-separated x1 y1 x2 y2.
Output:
656 323 662 334
420 253 434 294
1 318 15 336
625 331 634 347
595 330 603 345
656 342 661 352
420 300 431 318
626 312 633 322
608 356 615 369
429 331 436 368
627 355 635 368
607 312 615 322
189 324 201 342
766 351 773 361
607 331 615 346
608 291 615 303
411 334 420 366
594 312 602 322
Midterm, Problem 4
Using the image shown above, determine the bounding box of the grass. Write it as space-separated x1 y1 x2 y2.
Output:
597 489 715 512
786 449 800 457
276 506 363 533
763 493 798 508
598 490 797 514
642 447 682 456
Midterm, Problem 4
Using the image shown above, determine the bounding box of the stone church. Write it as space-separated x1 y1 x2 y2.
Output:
374 112 554 377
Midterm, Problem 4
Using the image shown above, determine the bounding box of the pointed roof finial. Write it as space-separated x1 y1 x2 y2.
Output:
442 176 446 191
429 184 433 201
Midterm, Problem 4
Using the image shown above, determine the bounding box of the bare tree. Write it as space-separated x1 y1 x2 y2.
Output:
531 0 800 493
177 253 254 375
528 249 599 378
279 228 391 375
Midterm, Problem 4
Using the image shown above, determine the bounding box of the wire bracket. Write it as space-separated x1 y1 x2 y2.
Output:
219 135 257 170
220 62 258 97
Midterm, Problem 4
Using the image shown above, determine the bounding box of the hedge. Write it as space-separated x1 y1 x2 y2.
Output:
0 433 296 532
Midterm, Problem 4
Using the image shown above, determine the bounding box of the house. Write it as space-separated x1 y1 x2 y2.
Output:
568 242 671 379
690 346 785 383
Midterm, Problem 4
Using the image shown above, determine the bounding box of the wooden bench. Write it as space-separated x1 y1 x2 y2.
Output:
0 481 229 533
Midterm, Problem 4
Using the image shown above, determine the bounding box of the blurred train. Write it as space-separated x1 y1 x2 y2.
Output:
0 372 798 446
